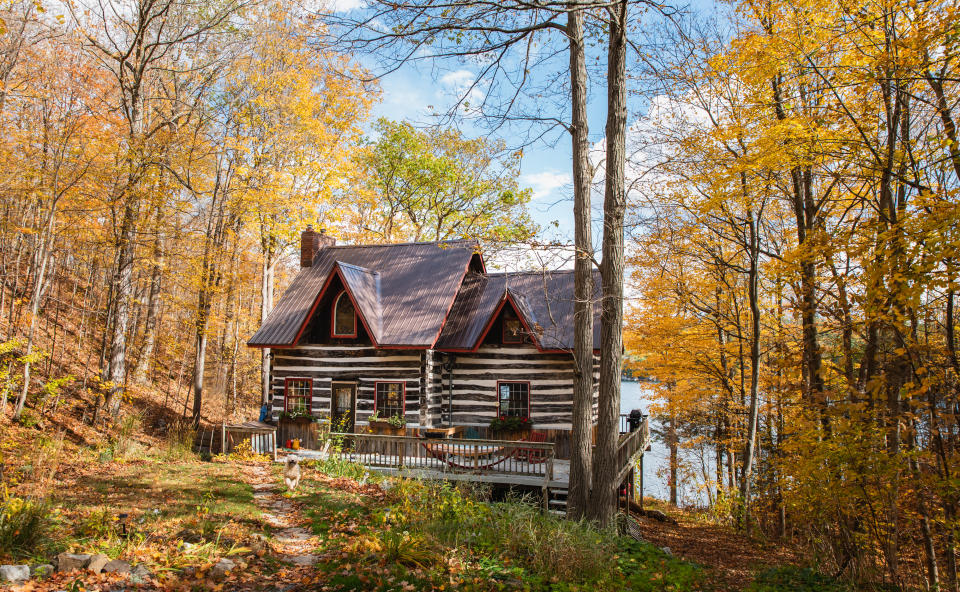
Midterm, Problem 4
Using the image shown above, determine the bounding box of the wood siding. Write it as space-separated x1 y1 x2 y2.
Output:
433 345 599 430
269 344 600 457
269 345 423 428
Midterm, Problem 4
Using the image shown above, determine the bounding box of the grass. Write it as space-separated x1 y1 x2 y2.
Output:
0 427 836 592
293 462 707 591
0 450 262 571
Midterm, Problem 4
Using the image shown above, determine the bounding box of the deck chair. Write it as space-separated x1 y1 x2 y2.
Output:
518 431 549 463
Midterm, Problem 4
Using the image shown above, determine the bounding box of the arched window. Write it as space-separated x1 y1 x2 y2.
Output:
332 291 356 337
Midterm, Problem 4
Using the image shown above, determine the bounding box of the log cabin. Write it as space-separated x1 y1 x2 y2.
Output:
247 226 601 458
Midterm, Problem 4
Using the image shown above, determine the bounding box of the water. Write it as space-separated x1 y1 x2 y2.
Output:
620 380 714 506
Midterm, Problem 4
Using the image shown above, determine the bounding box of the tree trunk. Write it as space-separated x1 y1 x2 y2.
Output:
13 209 55 419
566 4 594 521
132 228 163 384
589 0 628 527
669 410 678 506
104 198 138 418
260 246 275 405
192 330 207 427
739 205 762 530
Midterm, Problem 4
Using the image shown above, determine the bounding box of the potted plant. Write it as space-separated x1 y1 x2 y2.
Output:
489 415 533 440
279 409 315 424
368 410 407 436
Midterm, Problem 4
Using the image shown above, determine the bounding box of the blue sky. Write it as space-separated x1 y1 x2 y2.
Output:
338 0 723 245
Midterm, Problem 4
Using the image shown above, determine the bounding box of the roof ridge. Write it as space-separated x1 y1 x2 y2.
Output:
485 269 575 276
335 260 380 275
325 238 479 250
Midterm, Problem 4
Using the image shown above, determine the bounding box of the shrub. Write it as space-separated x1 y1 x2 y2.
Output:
617 537 704 591
0 489 53 558
16 409 39 428
747 566 852 592
307 457 369 481
388 478 616 586
229 438 269 462
75 507 117 539
165 421 196 459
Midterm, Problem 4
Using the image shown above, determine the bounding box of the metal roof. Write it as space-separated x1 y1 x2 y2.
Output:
247 240 478 347
338 262 382 342
435 270 602 351
248 238 600 351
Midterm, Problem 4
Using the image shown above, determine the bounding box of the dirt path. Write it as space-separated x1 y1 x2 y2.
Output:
630 510 803 588
245 463 320 568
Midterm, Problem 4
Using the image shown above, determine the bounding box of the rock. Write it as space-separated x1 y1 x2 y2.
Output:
102 559 131 574
211 558 235 578
31 564 54 579
0 565 30 582
130 564 151 583
56 553 91 572
87 553 111 573
660 546 672 556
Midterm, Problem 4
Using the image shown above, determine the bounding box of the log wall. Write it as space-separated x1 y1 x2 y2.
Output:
269 345 423 428
268 343 600 459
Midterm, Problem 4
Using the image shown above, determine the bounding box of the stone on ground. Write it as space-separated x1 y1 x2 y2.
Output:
55 553 91 572
130 564 151 583
0 565 30 582
282 554 318 567
103 559 132 574
31 564 54 579
86 553 110 573
212 558 236 578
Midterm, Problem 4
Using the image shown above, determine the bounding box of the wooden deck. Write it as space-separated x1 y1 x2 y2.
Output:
283 417 651 492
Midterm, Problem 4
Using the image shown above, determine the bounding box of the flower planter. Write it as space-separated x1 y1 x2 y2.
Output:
367 419 406 436
491 428 531 441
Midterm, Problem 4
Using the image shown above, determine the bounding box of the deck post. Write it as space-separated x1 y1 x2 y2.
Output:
221 424 226 456
272 429 278 462
639 454 644 511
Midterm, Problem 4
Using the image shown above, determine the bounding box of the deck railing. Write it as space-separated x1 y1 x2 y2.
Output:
615 417 650 483
328 433 556 482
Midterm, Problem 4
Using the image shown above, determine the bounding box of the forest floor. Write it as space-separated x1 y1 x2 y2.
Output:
0 415 844 592
628 502 810 590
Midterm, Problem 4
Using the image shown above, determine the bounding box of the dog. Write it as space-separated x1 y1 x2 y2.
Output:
283 455 301 491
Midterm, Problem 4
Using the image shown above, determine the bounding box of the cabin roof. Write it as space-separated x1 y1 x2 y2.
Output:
435 270 602 351
248 239 601 351
248 240 479 347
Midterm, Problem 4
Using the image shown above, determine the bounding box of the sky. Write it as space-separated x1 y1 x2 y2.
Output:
329 0 723 251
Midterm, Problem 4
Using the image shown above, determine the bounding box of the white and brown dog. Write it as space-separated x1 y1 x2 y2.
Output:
283 455 301 491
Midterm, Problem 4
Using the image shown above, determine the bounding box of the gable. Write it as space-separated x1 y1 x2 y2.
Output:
248 240 478 348
436 270 602 352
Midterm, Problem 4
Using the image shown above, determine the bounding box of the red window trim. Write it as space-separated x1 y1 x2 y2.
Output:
331 290 358 338
284 377 313 412
496 380 531 420
373 380 406 417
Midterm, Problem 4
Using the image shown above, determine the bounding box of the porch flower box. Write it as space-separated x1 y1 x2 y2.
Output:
489 415 533 441
367 415 407 436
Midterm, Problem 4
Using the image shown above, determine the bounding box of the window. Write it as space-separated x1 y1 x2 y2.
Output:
285 378 312 413
375 381 405 418
502 310 524 344
498 381 529 419
332 291 356 337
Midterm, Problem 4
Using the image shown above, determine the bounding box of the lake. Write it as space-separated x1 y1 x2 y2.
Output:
620 380 713 506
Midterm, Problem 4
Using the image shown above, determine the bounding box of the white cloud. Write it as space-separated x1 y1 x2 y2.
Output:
520 170 572 202
439 69 475 89
324 0 364 12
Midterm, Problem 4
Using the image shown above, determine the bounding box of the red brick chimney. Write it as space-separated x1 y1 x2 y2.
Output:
300 225 335 268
